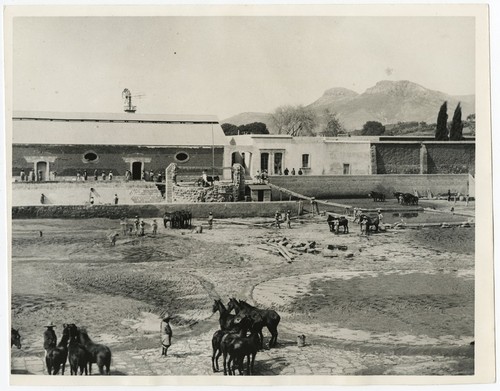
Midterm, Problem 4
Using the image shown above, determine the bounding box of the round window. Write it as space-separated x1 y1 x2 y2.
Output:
83 151 99 163
175 152 189 163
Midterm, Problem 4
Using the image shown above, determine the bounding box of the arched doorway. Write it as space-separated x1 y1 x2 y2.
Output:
36 161 48 181
132 161 142 180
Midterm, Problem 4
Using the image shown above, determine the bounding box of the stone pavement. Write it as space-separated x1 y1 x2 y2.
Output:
11 330 473 376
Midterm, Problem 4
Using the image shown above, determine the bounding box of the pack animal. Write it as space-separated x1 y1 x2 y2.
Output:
359 214 380 233
227 298 265 349
67 324 90 375
327 216 349 234
11 328 21 349
77 327 112 375
236 299 280 348
45 324 70 375
368 191 386 202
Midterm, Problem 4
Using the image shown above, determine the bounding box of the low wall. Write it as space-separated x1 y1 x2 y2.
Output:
173 183 235 203
11 201 299 219
269 174 470 199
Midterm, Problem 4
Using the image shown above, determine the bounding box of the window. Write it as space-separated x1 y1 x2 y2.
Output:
260 152 269 171
343 163 351 175
83 151 99 163
174 151 190 163
302 154 310 169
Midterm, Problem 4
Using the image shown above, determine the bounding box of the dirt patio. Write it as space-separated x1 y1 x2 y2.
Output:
10 200 475 376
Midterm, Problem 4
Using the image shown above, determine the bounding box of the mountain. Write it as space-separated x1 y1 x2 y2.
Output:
308 80 475 130
223 80 475 133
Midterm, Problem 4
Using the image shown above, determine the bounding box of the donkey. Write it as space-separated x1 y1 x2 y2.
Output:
77 327 112 375
11 328 21 349
45 324 70 375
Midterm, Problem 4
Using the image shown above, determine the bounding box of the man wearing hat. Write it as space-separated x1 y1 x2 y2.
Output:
208 212 213 230
43 322 57 355
285 209 292 229
160 315 172 357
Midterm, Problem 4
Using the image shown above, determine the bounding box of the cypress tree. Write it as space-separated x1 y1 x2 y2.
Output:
435 101 449 141
449 103 464 141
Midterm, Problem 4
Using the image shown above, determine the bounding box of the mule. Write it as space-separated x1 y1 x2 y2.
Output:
11 328 21 349
77 327 112 375
45 324 70 375
67 324 90 375
237 300 280 348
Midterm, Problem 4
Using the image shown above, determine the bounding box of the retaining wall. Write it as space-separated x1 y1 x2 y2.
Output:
11 201 299 219
269 174 470 199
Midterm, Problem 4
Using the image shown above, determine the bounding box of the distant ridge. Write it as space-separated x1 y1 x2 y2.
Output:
223 80 475 132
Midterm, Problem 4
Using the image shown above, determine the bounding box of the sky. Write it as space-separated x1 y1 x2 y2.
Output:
12 16 475 120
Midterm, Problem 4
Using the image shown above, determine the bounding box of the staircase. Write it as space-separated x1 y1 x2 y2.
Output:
129 183 164 204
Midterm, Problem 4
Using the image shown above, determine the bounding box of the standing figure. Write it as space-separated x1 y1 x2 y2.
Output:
134 216 140 235
285 209 291 228
20 169 25 182
360 217 368 235
101 171 106 181
52 171 57 181
284 167 289 176
141 170 145 181
160 316 172 357
114 194 119 205
275 210 282 229
447 189 451 202
157 172 163 183
291 168 296 175
89 196 95 205
152 219 158 236
76 170 81 181
139 219 145 236
43 322 57 356
208 212 213 230
109 171 113 181
40 193 45 205
38 170 43 182
377 209 384 225
94 169 98 181
83 170 88 181
298 168 303 175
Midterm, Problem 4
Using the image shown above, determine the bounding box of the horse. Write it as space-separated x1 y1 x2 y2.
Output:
11 328 21 349
212 299 241 332
67 324 90 375
77 327 112 375
368 191 385 202
219 315 252 376
45 324 70 375
211 329 226 373
359 214 380 233
236 300 280 348
230 330 261 376
227 298 265 349
393 192 404 203
327 216 349 234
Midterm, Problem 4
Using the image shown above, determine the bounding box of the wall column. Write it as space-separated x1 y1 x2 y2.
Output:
420 144 428 174
232 163 245 201
165 163 178 203
370 145 378 174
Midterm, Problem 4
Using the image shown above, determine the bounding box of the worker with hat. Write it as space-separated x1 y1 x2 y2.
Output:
43 321 57 354
160 315 173 357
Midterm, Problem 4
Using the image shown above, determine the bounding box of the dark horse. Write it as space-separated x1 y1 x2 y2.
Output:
227 298 265 349
67 324 90 375
368 191 385 202
11 328 21 349
236 299 280 348
77 327 112 375
219 315 253 376
211 299 245 373
230 330 261 375
327 216 349 234
360 214 380 233
45 324 70 375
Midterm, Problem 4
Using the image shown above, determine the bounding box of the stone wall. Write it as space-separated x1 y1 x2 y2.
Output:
269 174 470 199
12 201 299 219
172 183 235 203
426 143 475 174
375 143 421 174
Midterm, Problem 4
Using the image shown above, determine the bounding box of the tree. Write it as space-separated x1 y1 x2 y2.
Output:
271 105 317 136
466 113 476 135
221 123 239 136
361 121 385 136
435 101 449 140
238 122 269 135
319 109 344 137
449 103 464 141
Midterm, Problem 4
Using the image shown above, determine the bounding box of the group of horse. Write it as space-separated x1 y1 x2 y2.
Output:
394 192 419 206
43 324 112 376
327 213 380 234
211 298 281 376
163 210 192 229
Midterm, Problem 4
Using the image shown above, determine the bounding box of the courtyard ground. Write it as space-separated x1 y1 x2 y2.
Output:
10 200 475 376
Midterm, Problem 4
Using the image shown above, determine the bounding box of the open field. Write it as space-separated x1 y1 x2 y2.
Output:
10 202 475 376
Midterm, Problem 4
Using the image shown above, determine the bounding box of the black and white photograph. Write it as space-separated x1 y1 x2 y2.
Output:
3 3 495 386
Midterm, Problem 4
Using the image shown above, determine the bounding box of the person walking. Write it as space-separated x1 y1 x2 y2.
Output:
43 322 57 356
208 212 213 230
160 315 172 357
114 194 119 205
152 219 158 236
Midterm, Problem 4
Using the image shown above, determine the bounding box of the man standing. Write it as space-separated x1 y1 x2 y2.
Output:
83 170 88 181
160 316 172 357
134 216 140 235
208 212 213 230
139 219 145 236
152 219 158 236
114 194 119 205
285 210 291 229
20 169 25 182
94 169 98 181
275 210 282 229
43 322 57 355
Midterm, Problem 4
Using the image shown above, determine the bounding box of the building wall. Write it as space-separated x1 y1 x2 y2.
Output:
425 143 475 174
375 143 421 174
12 144 224 177
269 174 470 199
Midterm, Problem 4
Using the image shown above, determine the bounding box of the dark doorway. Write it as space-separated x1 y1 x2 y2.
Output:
36 161 47 181
132 162 142 180
257 190 264 201
260 152 269 172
